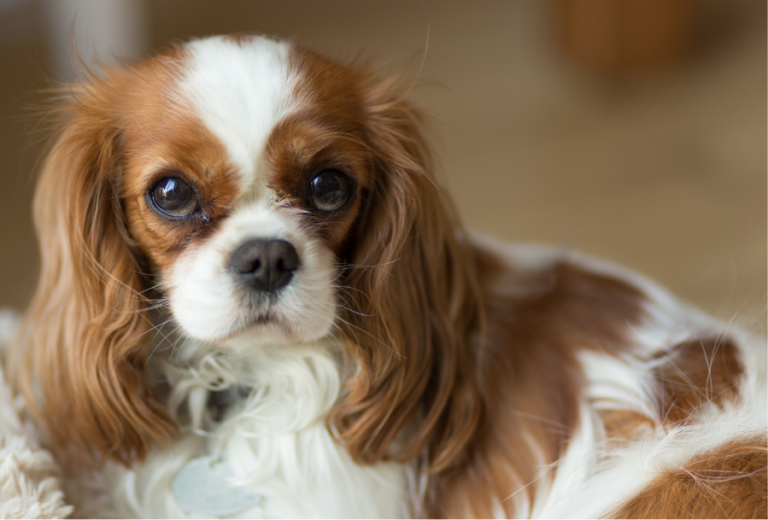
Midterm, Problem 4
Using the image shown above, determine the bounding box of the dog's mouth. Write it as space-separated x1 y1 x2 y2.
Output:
251 312 277 326
219 308 290 343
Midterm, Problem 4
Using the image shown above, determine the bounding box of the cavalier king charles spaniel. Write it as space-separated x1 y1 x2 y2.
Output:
11 35 766 518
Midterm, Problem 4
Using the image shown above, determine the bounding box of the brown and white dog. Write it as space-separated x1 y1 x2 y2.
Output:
12 35 767 518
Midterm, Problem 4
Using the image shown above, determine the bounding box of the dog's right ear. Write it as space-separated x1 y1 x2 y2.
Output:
12 78 177 467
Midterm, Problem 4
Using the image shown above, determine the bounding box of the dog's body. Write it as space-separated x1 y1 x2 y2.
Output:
13 35 766 518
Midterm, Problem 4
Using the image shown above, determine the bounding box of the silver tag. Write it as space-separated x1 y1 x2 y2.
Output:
172 456 262 517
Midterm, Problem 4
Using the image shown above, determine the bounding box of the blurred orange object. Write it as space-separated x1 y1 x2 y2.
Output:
557 0 695 77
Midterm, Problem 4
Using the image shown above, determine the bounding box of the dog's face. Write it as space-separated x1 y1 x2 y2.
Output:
23 34 480 470
118 37 377 350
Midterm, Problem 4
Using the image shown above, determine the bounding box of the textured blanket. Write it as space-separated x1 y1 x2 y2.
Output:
0 309 72 518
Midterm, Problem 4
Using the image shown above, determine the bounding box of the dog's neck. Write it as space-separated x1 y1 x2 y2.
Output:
153 338 347 437
102 333 408 518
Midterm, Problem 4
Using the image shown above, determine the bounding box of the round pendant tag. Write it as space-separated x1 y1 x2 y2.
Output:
172 456 262 517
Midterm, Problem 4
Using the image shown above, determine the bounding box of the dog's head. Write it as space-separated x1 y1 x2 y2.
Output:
18 35 483 470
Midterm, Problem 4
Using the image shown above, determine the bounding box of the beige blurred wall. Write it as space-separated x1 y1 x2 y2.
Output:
0 0 765 329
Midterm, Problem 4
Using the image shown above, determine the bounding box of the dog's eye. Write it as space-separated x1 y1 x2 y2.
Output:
150 177 197 217
310 170 352 211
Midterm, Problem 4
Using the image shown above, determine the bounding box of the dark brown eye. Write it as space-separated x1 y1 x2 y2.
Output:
310 170 352 211
150 177 197 217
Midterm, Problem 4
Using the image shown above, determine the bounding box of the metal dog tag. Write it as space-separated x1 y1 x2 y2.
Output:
173 456 262 517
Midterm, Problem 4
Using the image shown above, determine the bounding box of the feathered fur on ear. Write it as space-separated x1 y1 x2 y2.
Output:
13 80 177 467
330 75 486 474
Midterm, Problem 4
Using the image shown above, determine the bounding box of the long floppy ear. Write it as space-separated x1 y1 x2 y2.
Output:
13 82 177 467
331 75 486 473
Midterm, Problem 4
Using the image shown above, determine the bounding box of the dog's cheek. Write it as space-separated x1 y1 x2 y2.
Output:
165 244 243 342
277 240 339 341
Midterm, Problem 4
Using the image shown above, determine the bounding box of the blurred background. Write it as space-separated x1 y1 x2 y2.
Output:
0 0 765 329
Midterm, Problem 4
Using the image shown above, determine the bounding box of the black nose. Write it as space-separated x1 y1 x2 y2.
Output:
229 239 300 292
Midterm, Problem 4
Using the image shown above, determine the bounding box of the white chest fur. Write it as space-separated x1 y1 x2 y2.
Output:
104 341 407 518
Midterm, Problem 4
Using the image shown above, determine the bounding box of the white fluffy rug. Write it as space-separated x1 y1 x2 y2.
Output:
0 309 72 518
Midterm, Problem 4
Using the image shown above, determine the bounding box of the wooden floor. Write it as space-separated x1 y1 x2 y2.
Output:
0 0 764 330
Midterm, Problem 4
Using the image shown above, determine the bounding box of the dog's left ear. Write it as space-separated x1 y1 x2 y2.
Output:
13 77 177 467
330 73 486 473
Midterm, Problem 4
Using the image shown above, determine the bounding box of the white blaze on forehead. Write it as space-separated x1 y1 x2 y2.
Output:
180 36 298 195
